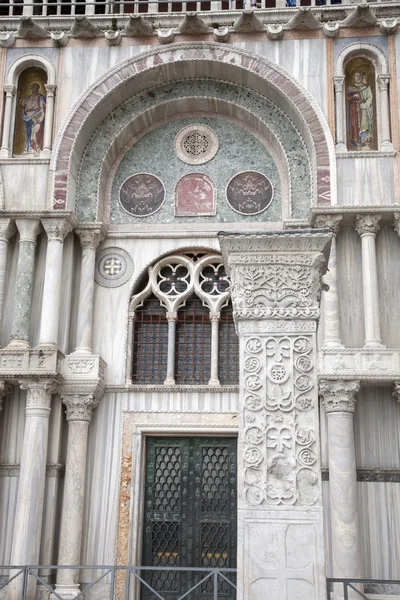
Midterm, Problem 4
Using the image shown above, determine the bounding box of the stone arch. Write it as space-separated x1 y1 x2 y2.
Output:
335 42 389 78
5 53 57 86
50 42 335 211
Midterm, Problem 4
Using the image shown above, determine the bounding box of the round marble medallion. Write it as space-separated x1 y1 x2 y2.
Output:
95 247 134 288
119 173 165 217
226 171 274 215
175 125 219 166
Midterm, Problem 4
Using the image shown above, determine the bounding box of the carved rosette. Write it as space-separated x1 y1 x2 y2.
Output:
355 214 381 237
319 380 360 413
219 233 331 320
243 334 319 508
61 393 100 422
42 218 74 242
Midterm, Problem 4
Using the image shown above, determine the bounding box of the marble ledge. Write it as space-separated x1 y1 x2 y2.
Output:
107 384 239 393
335 150 397 159
319 347 400 383
0 463 65 477
0 158 50 165
321 468 400 482
311 205 400 226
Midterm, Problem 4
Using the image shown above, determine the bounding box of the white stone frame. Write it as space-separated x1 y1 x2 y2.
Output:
126 252 231 386
115 411 239 584
334 43 393 153
0 54 57 160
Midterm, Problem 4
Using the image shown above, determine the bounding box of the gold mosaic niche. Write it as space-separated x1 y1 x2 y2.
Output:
13 67 47 157
345 57 378 152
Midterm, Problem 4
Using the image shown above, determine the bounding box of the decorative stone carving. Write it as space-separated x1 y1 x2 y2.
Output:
105 29 121 46
233 10 264 33
355 214 381 236
119 174 165 217
174 125 218 166
20 379 56 411
61 393 99 422
392 382 400 405
42 218 74 242
17 16 47 39
322 22 340 38
219 232 331 320
266 24 284 40
319 379 360 413
314 214 342 234
379 18 398 35
125 14 153 36
213 26 230 43
75 225 106 250
157 28 175 44
70 16 99 38
0 32 15 48
95 247 134 288
287 7 319 30
0 380 12 412
178 13 208 35
51 31 69 46
226 171 273 216
342 4 377 27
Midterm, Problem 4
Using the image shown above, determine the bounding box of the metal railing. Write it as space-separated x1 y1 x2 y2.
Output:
327 578 400 599
0 565 237 600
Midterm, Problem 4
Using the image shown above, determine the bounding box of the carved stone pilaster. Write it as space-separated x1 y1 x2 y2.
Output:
319 379 360 413
355 214 381 237
0 380 12 413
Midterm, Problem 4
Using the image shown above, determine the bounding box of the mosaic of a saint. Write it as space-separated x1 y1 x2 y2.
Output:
20 82 46 154
347 69 374 150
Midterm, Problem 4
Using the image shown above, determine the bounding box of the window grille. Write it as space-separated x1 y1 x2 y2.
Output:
128 252 239 386
132 294 168 384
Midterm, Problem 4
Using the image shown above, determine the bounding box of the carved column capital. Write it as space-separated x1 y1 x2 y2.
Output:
0 218 16 242
15 218 41 243
61 393 100 422
333 76 345 93
319 379 360 413
210 312 221 322
19 378 57 414
42 218 73 242
3 84 16 96
314 214 342 235
355 214 381 237
76 226 106 250
392 381 400 404
166 311 178 322
44 83 57 96
393 213 400 236
377 74 390 92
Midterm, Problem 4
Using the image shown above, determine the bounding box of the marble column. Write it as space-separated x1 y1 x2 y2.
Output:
164 311 177 385
355 215 382 347
219 231 331 600
0 85 16 159
9 219 41 348
41 84 57 159
54 393 99 599
74 227 105 353
8 379 56 600
0 380 12 415
125 314 135 385
315 215 343 348
319 380 362 599
334 77 346 152
209 313 220 386
38 219 73 347
377 75 393 151
0 218 16 332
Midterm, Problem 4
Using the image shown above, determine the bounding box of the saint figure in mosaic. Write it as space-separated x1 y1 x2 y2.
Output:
20 82 46 154
347 69 374 150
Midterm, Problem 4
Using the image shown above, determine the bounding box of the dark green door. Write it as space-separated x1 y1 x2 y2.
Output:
142 437 237 600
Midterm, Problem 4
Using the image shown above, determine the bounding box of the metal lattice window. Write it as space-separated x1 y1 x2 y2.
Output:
218 302 239 385
132 294 168 384
175 296 211 385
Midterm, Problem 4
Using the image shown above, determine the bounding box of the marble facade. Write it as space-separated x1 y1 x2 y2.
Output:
0 6 400 600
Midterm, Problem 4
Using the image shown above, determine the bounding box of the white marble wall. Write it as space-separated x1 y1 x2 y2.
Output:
336 157 396 206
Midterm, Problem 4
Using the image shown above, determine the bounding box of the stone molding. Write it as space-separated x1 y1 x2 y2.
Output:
319 347 400 382
0 463 65 478
219 231 331 320
355 214 381 236
319 379 360 413
322 467 400 483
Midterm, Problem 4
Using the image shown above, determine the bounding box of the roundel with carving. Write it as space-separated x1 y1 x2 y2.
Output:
95 247 134 288
119 173 165 217
226 171 274 216
175 125 219 166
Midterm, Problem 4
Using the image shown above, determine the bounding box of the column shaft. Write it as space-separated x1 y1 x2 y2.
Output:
165 313 177 385
334 77 346 151
0 219 16 332
39 219 73 347
209 315 220 385
356 215 382 347
0 86 16 158
125 315 134 385
41 85 56 158
377 76 392 150
9 219 41 347
8 381 55 600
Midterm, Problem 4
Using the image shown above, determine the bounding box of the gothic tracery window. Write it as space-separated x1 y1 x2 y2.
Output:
129 252 239 385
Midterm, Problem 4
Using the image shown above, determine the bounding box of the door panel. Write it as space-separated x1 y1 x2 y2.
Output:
142 437 237 600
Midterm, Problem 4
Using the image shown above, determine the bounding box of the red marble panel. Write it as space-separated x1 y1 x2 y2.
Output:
175 173 216 217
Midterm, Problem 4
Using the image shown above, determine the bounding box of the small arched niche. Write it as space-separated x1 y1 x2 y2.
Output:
13 67 47 157
345 57 377 152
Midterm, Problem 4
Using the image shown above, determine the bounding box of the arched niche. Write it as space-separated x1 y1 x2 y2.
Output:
0 54 57 159
50 43 336 213
334 42 393 153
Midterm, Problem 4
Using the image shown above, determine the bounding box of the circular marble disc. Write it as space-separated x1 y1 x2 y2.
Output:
226 171 273 215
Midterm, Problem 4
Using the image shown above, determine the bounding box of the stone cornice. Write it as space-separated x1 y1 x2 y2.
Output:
106 384 239 393
0 463 65 477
